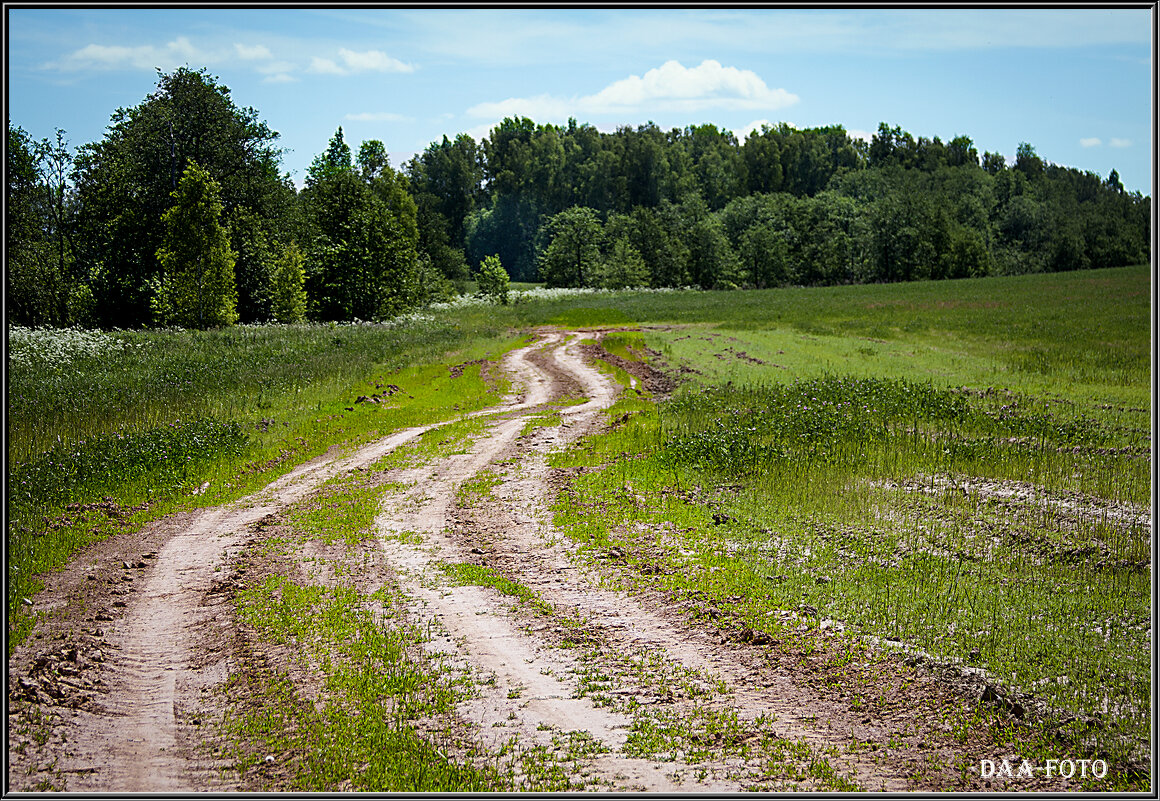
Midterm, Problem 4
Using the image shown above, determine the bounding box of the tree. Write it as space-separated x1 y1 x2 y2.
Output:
407 133 482 286
357 139 390 180
684 213 740 289
596 237 649 289
1014 142 1043 179
226 206 274 322
538 206 603 287
476 254 510 304
465 194 542 282
308 125 353 186
152 160 238 328
946 135 979 168
739 223 789 288
71 67 288 327
270 241 307 323
1106 169 1124 194
741 124 783 195
301 129 421 321
407 133 483 250
7 123 55 325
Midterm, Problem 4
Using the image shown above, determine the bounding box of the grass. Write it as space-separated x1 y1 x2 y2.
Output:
230 577 503 792
437 562 554 616
225 460 514 792
542 267 1150 784
7 319 522 651
7 262 1150 789
453 469 503 509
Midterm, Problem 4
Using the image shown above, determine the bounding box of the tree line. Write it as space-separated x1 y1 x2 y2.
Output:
7 67 1151 328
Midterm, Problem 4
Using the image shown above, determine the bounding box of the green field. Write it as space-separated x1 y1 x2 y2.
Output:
7 264 1151 783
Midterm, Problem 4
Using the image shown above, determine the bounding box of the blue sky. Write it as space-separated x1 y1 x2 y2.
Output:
6 7 1154 193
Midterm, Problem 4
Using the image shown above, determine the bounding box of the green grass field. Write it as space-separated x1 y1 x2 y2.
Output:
7 264 1151 783
540 264 1151 778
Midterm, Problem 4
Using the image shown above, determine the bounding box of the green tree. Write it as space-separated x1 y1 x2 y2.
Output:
476 254 510 304
308 125 353 186
982 151 1006 175
738 223 789 288
226 206 274 322
7 123 57 325
270 241 307 323
741 124 784 195
71 67 289 327
301 129 420 321
685 215 740 289
538 206 603 287
406 133 483 250
465 194 542 282
152 160 238 328
357 139 389 180
1014 142 1043 179
596 237 649 289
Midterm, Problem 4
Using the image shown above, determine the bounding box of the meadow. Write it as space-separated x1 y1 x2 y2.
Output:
7 264 1151 782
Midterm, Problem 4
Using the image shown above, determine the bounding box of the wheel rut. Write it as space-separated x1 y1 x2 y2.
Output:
8 329 1010 792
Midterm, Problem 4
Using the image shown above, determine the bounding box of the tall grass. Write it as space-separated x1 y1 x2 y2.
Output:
554 372 1150 773
545 267 1150 777
6 316 518 648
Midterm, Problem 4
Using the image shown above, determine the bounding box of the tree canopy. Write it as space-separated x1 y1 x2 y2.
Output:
7 69 1150 328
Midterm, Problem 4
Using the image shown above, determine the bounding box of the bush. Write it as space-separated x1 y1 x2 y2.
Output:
476 254 510 305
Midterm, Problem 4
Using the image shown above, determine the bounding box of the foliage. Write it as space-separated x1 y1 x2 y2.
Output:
270 241 307 323
70 67 291 327
301 129 421 321
596 237 649 289
6 124 86 326
538 206 603 287
7 78 1151 331
226 205 275 323
152 160 239 328
476 254 510 304
465 193 542 282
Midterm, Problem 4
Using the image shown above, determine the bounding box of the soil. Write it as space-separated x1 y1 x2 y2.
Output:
6 329 1103 792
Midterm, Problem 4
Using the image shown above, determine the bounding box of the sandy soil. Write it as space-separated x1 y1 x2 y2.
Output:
6 330 1087 793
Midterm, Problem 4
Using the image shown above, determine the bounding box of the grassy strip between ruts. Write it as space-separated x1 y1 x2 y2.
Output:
547 328 1149 791
229 573 506 791
222 455 511 792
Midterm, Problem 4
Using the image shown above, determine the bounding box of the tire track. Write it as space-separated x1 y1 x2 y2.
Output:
7 335 563 792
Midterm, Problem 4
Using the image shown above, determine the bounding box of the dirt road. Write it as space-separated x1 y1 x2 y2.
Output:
8 330 1032 792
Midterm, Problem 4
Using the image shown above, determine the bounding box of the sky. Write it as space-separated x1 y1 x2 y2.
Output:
6 7 1155 194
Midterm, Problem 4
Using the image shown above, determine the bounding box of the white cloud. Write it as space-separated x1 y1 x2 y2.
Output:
338 48 414 73
847 128 875 144
345 112 411 122
234 43 272 61
1110 138 1132 147
45 36 210 71
308 56 346 75
309 48 414 76
468 59 798 120
262 73 298 84
1080 137 1102 147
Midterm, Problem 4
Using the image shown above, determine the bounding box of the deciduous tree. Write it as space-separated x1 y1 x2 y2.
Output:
152 160 238 328
538 206 603 287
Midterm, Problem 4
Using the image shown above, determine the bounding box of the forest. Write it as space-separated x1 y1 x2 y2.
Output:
6 67 1151 329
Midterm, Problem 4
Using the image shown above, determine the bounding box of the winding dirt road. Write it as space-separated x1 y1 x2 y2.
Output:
8 330 1037 792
